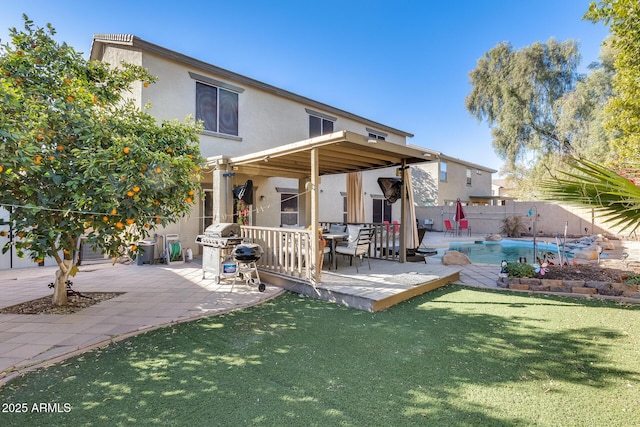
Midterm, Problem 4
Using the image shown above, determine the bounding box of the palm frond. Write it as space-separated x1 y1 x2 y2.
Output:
538 156 640 234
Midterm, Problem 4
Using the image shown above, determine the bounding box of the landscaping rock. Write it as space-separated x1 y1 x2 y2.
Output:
598 288 623 297
585 281 609 290
572 287 598 295
509 283 529 291
442 250 471 265
520 278 541 285
530 284 551 292
485 234 503 241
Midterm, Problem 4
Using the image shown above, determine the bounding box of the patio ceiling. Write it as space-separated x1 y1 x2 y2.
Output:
224 131 439 179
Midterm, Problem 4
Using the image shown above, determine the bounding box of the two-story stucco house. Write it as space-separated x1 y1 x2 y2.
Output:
88 34 444 255
0 33 497 271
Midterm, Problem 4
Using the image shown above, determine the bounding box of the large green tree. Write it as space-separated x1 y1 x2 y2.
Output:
585 0 640 167
466 38 581 171
0 16 204 305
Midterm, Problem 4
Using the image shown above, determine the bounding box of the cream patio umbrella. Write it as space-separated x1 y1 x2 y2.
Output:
404 167 419 250
346 171 365 223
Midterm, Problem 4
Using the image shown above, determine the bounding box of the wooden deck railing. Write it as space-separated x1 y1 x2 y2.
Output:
241 226 312 280
320 222 403 261
240 223 405 283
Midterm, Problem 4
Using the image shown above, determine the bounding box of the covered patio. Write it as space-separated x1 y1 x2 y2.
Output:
206 131 460 308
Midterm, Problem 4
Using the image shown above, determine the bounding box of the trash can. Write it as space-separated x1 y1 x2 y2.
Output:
137 239 155 265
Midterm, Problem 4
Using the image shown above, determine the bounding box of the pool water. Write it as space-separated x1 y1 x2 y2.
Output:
437 239 571 265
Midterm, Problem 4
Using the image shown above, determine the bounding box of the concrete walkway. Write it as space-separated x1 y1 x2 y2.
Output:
0 261 284 385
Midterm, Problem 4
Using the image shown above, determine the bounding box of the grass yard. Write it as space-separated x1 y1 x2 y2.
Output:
1 285 639 426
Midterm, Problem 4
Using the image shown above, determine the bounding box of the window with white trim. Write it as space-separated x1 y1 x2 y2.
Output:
280 193 298 226
366 127 387 141
306 108 336 138
439 161 448 182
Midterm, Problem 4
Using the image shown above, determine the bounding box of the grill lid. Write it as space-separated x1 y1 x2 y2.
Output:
232 243 263 261
204 223 241 238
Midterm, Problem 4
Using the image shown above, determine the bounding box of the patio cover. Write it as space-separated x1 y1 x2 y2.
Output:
226 131 437 178
216 130 439 280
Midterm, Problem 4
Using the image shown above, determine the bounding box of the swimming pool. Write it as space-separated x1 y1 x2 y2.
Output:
436 239 571 265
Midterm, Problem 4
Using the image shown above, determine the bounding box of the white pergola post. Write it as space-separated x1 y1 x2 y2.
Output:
310 148 321 282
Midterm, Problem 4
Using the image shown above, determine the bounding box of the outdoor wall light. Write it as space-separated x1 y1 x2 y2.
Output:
262 156 270 162
259 195 265 201
367 139 377 144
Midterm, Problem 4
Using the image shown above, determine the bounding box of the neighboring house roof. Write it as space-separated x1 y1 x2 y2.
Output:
438 153 497 174
90 34 414 139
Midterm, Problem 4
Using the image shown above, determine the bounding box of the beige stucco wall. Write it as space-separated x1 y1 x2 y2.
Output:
138 51 407 159
416 201 631 239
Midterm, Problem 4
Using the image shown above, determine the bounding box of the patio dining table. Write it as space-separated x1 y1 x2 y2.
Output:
323 232 348 270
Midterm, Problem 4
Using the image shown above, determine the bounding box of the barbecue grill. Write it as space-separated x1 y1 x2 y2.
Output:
195 223 265 291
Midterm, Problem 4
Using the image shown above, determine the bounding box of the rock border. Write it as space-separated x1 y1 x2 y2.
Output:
496 277 640 301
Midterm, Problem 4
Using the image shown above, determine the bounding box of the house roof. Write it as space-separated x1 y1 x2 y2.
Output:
211 131 439 179
90 34 414 139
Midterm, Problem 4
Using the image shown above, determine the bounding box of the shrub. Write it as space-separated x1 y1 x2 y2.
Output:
624 274 640 285
505 262 536 278
500 215 526 237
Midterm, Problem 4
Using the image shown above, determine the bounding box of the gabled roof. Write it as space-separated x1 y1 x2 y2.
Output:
90 34 414 139
214 131 439 179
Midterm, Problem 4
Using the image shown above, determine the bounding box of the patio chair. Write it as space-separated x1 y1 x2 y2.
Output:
335 227 375 272
443 219 455 237
459 219 470 236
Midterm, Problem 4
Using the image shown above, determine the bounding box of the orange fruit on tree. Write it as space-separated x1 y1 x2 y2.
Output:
188 189 194 195
155 167 162 173
143 82 149 88
57 145 64 151
103 216 109 222
130 244 138 252
144 223 150 229
111 208 117 215
0 230 7 237
48 156 55 161
64 77 70 83
123 147 130 154
116 222 124 229
141 165 147 171
66 96 74 102
167 147 173 153
36 133 43 141
34 155 42 164
186 197 193 204
0 165 3 173
126 218 134 225
127 191 134 197
153 200 159 206
133 186 140 192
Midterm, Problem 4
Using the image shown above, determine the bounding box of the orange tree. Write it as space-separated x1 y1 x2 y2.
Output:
0 16 204 305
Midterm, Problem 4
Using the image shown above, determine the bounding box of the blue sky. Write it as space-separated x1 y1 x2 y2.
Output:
0 0 610 174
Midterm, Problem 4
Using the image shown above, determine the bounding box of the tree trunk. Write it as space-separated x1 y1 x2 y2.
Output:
52 258 73 306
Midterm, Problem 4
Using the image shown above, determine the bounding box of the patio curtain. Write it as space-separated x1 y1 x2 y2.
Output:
346 172 365 223
404 167 419 249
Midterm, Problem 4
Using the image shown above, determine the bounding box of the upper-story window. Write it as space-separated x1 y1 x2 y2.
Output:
440 161 448 182
196 82 239 136
466 168 472 186
189 72 244 137
306 108 336 138
366 127 387 141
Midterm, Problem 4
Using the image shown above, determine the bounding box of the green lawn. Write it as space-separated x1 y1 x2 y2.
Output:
2 285 639 426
